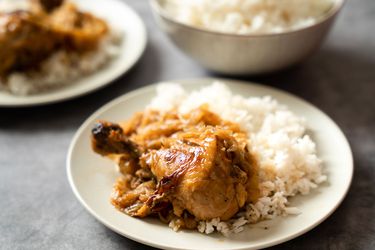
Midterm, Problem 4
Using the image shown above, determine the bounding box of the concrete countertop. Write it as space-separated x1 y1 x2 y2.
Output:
1 0 374 249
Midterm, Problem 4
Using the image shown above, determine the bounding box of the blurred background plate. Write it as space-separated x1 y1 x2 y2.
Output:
0 0 147 107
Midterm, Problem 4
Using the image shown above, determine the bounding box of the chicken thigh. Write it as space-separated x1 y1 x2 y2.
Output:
143 125 257 220
0 0 108 79
91 107 259 226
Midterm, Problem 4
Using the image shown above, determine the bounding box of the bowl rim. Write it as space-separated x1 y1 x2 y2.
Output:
150 0 345 38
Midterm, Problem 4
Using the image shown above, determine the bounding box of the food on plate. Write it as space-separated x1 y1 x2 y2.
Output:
91 82 326 235
164 0 334 34
92 106 260 223
39 0 64 12
0 0 121 95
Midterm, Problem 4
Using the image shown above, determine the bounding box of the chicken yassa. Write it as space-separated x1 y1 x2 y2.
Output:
0 0 108 80
91 106 260 230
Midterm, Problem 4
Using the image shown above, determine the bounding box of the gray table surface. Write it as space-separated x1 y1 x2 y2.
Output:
1 0 374 249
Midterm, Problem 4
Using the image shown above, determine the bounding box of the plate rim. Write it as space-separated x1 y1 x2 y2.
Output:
0 0 147 108
67 77 353 250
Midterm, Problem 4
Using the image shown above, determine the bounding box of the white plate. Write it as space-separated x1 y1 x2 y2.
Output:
0 0 146 107
67 78 353 250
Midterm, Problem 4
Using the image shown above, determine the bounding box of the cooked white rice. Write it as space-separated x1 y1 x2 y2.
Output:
165 0 334 34
149 82 326 236
0 0 122 96
0 0 30 11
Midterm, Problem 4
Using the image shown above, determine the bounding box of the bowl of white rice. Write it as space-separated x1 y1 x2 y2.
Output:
150 0 345 75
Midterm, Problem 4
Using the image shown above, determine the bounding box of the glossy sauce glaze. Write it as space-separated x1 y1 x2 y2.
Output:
91 106 260 229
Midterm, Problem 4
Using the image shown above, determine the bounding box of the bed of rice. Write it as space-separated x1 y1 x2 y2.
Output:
148 82 326 236
165 0 334 34
0 0 122 96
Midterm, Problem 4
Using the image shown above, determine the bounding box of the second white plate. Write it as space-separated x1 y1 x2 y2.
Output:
67 78 353 250
0 0 146 107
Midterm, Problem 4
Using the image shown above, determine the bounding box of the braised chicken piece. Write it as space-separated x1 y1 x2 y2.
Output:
91 106 259 228
0 0 108 79
39 0 64 12
0 11 62 79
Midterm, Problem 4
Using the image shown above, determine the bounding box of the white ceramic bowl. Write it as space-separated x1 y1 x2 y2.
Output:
150 0 344 75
